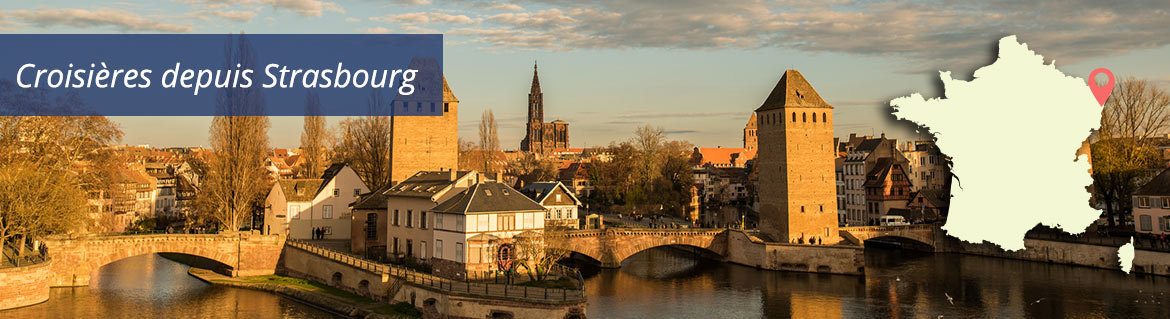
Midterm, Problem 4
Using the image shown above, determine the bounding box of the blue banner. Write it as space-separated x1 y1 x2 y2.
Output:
0 34 443 116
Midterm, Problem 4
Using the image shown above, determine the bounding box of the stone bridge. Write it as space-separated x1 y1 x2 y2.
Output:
839 224 946 251
551 228 728 267
41 233 284 286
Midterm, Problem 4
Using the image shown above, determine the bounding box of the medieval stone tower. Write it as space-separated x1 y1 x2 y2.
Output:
755 70 839 244
389 77 459 185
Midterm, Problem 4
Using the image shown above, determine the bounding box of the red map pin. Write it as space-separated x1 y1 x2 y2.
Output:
1088 68 1115 106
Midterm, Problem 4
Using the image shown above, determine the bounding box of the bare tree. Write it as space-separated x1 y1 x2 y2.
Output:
334 89 393 188
478 109 500 173
196 34 271 232
1 81 123 257
1092 77 1170 228
299 90 330 178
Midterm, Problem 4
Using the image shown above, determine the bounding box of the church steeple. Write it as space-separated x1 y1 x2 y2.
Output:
531 61 541 94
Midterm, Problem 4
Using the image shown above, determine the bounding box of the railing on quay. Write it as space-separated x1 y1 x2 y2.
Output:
285 239 587 303
1 242 49 268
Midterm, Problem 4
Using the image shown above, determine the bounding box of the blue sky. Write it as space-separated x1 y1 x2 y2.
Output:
3 0 1170 149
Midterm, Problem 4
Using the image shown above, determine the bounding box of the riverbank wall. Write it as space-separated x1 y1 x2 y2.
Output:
0 260 52 310
947 237 1170 277
279 241 588 319
723 229 865 275
188 268 411 319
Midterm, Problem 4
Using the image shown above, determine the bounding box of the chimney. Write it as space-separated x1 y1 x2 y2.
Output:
449 169 457 181
477 172 486 183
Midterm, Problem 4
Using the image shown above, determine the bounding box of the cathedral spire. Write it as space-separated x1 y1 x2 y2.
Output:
531 61 541 94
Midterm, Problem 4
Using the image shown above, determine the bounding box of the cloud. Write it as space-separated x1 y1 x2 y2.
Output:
179 0 343 17
391 0 433 5
265 0 343 16
344 17 360 23
200 9 259 22
371 12 481 24
400 24 440 34
435 0 1170 70
484 2 525 11
4 8 193 32
364 26 391 34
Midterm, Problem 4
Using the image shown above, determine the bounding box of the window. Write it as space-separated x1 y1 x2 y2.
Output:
435 240 443 259
456 216 464 231
354 189 361 196
420 211 428 229
323 205 333 219
1139 197 1151 208
421 241 427 259
802 112 806 122
455 243 464 262
523 213 534 229
290 205 301 219
477 215 489 231
435 214 444 229
1161 216 1169 232
1163 197 1169 209
822 112 826 122
406 239 413 257
366 213 378 239
333 188 339 197
407 210 414 228
498 214 516 231
393 237 399 254
792 112 796 122
443 103 449 112
416 102 422 112
393 210 400 226
812 112 817 122
556 194 562 202
1140 214 1153 231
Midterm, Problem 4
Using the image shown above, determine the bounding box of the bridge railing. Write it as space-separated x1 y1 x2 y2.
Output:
286 239 586 303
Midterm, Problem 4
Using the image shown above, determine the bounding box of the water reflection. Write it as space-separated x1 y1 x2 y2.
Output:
584 246 1170 319
1 254 337 319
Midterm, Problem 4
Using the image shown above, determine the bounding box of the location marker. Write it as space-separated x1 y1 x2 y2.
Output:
1088 68 1115 106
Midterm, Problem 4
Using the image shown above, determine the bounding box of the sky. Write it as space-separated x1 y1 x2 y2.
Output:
2 0 1170 149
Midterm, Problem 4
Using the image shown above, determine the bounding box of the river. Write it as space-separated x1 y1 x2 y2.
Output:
0 254 338 319
583 246 1170 318
4 248 1169 318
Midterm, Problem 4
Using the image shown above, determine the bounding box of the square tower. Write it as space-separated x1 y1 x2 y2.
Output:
755 70 839 244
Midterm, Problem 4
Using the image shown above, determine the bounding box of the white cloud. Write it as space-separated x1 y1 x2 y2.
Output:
438 0 1170 70
266 0 344 16
4 8 193 32
178 0 343 17
364 26 391 33
344 17 359 23
371 12 480 24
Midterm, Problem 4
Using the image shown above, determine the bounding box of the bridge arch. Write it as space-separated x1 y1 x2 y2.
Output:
41 234 284 286
839 225 942 252
551 228 727 268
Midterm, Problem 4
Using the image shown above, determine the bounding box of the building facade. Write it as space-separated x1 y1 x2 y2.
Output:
520 64 570 153
521 182 582 229
755 69 839 244
1134 168 1170 235
262 163 369 239
429 181 547 279
901 140 951 192
842 136 903 226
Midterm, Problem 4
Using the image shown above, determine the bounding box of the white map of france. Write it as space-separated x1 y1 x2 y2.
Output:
891 36 1103 252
